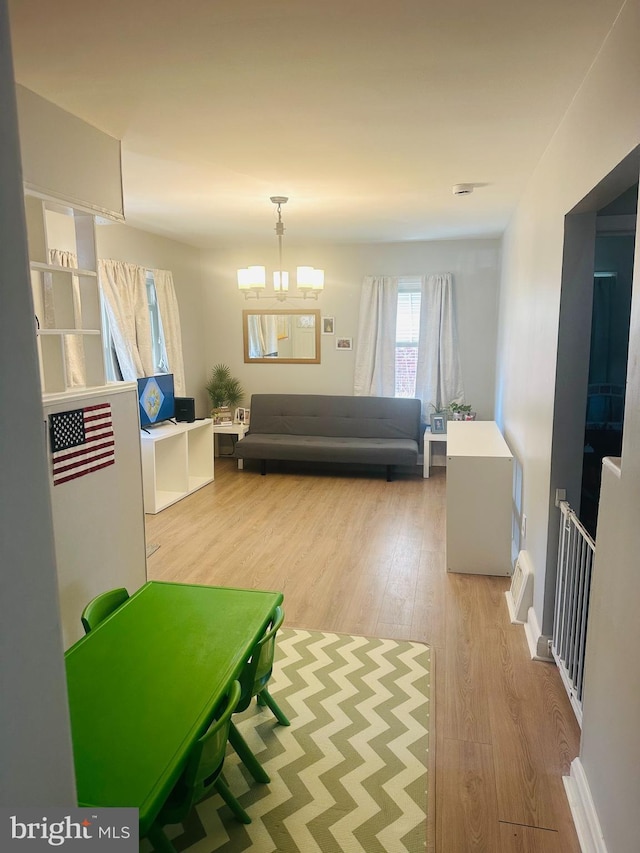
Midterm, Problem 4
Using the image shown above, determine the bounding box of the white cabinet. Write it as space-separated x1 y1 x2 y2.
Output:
140 419 214 513
44 384 147 648
446 421 513 575
25 192 106 394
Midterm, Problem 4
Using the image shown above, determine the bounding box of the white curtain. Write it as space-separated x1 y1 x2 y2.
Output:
415 273 464 414
353 276 398 396
152 268 186 395
99 259 154 381
46 249 86 386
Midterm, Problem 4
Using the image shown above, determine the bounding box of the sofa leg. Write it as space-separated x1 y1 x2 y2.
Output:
260 459 267 476
386 465 393 482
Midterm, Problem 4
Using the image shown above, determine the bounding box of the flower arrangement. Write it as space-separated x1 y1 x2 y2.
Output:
449 402 476 421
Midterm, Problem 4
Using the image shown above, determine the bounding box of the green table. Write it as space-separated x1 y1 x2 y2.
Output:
64 581 283 834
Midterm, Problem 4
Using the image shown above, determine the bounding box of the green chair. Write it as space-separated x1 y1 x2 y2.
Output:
80 587 130 634
236 605 290 724
145 681 249 853
228 606 289 784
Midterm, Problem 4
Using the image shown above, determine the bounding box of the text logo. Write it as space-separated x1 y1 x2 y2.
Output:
1 809 138 850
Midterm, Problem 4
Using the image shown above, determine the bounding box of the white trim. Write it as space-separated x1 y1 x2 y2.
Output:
23 184 125 222
522 605 554 661
42 381 137 406
563 758 608 853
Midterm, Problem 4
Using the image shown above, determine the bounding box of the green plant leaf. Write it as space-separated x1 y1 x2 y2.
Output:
206 364 244 408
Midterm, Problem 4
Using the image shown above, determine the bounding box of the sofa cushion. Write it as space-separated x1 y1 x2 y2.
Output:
236 433 419 466
247 394 421 441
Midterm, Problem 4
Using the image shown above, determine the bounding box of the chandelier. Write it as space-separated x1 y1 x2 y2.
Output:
237 197 324 301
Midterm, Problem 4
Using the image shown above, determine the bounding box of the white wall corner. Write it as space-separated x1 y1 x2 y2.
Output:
563 758 608 853
522 605 553 661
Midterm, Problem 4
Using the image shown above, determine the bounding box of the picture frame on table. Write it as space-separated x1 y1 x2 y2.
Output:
322 316 335 335
234 407 250 425
430 413 447 434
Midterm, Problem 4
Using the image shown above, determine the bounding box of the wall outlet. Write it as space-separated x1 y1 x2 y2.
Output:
521 514 527 538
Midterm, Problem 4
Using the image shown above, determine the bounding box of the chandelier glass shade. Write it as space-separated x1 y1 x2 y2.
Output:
237 197 324 301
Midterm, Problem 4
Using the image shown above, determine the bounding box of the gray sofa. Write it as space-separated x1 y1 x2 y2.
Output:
235 394 422 480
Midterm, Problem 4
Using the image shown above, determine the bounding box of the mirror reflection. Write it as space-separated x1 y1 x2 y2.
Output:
243 309 321 363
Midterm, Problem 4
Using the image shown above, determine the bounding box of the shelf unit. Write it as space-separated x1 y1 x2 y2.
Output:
24 192 105 394
140 419 214 513
446 421 513 576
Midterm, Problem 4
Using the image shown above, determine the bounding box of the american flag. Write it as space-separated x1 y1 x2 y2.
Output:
49 403 115 486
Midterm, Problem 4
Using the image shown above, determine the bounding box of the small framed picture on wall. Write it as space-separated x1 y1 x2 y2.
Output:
336 337 353 350
322 316 335 335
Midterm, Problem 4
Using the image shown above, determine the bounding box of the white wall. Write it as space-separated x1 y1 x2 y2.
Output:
496 1 640 849
97 223 209 414
0 0 76 805
201 238 501 413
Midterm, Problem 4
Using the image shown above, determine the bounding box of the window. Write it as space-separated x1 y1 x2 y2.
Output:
101 269 168 381
395 277 421 397
101 299 122 382
145 271 169 374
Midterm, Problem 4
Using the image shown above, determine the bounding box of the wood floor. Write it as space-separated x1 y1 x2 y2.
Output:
145 456 582 853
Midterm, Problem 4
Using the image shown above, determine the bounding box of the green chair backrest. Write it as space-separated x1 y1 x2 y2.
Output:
81 588 130 634
236 606 284 711
179 680 241 810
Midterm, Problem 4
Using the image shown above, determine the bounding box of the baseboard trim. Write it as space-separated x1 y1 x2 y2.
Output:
563 758 608 853
523 606 553 661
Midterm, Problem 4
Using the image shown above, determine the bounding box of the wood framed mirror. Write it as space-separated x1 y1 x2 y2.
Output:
243 309 321 363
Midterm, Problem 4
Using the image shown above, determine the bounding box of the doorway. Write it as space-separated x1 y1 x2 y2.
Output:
581 220 636 537
543 162 638 637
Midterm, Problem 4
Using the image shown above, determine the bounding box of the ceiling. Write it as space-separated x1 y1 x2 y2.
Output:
7 0 624 249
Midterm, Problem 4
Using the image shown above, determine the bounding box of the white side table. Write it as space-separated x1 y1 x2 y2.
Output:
424 429 448 478
212 422 250 469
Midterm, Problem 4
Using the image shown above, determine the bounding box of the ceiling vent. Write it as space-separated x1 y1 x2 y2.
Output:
452 183 474 196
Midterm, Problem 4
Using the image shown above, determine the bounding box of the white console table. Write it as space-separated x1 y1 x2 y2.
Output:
212 422 250 469
140 419 214 513
446 421 513 575
423 429 448 478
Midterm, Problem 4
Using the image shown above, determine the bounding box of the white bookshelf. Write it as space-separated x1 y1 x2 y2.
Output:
140 419 214 514
25 192 105 394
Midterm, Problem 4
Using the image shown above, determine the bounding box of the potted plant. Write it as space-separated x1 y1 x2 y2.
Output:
449 402 476 421
206 364 244 424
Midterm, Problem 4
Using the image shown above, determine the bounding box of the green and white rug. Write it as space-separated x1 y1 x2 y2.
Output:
155 628 431 853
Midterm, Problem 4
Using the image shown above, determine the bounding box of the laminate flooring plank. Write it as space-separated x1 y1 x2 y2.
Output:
479 579 575 835
411 549 446 647
499 822 560 853
439 738 502 853
505 643 581 851
443 573 493 744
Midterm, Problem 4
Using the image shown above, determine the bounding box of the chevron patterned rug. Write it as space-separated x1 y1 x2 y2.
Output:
152 628 431 853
